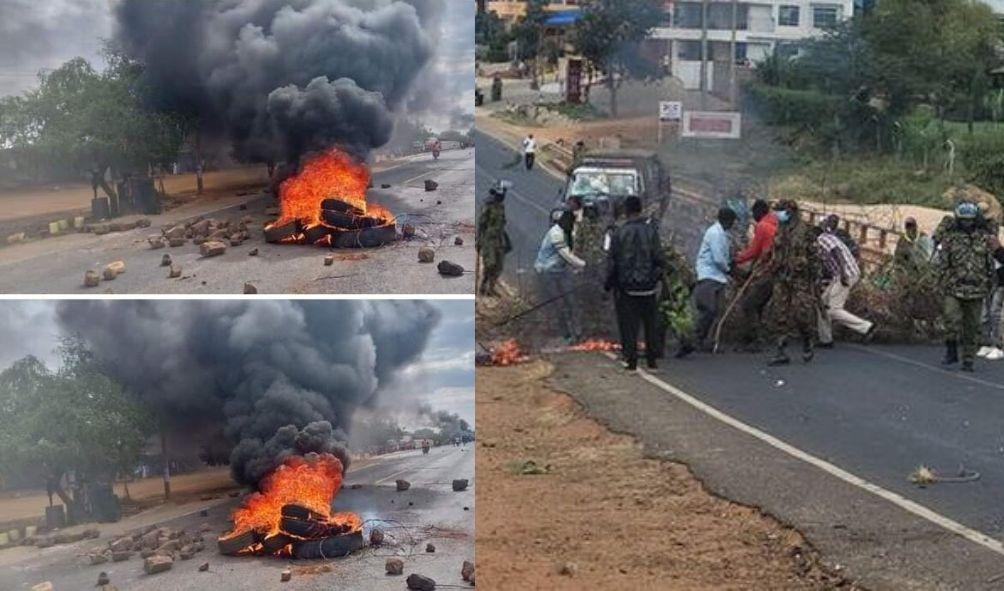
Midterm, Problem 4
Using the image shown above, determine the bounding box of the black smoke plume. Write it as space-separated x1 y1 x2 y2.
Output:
54 300 440 485
114 0 437 163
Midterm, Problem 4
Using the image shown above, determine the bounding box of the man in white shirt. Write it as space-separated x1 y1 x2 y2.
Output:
522 134 536 170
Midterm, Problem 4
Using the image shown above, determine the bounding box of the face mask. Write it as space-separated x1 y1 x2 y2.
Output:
776 210 791 224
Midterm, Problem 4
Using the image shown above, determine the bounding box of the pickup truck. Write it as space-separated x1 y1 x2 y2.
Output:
561 149 671 223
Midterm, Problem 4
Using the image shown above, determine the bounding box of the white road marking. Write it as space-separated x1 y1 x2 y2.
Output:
600 351 1004 557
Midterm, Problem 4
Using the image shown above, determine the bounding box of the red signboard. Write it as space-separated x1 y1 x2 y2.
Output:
566 59 582 104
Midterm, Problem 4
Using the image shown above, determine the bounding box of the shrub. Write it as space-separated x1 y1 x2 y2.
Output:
958 131 1004 196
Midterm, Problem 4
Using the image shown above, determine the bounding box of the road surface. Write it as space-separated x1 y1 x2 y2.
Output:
0 149 474 294
549 347 1004 589
0 445 474 591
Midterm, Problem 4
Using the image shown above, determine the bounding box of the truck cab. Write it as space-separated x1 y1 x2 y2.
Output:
562 149 670 223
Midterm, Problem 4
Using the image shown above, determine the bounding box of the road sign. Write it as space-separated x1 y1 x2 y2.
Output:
659 101 682 121
681 111 742 139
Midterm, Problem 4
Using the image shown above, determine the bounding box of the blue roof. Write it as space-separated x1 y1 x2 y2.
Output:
544 10 581 26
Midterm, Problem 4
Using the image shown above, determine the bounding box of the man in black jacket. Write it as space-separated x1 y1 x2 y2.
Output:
605 196 667 370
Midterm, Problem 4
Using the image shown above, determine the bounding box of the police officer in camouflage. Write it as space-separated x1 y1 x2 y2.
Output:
937 201 995 371
764 200 822 366
476 184 511 296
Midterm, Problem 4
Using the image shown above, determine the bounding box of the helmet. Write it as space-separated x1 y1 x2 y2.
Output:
955 201 979 220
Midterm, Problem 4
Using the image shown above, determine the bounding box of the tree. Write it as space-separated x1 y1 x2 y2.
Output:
573 0 663 117
512 0 551 87
0 337 153 513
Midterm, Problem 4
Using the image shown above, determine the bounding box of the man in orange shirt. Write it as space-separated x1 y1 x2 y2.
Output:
734 199 778 348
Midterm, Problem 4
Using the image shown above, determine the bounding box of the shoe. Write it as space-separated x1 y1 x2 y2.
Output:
624 360 638 371
943 340 959 365
977 346 992 358
817 341 835 349
987 348 1004 360
962 360 975 372
646 359 658 370
863 325 877 344
767 354 791 366
802 349 815 363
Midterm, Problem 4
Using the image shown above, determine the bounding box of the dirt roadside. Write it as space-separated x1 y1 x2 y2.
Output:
476 360 855 590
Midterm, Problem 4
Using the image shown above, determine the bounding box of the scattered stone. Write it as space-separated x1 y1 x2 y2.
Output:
88 552 109 565
402 224 416 238
164 225 186 240
418 247 435 263
92 224 111 235
369 528 384 546
179 545 195 560
7 232 26 244
54 531 86 544
463 506 469 511
199 562 209 572
350 484 362 489
243 282 258 295
136 218 152 228
199 524 213 533
557 562 577 576
105 260 126 276
109 537 133 552
454 236 463 246
155 539 181 554
30 582 53 591
168 238 186 247
425 543 435 553
249 248 259 256
200 240 227 257
407 573 436 591
111 550 132 562
280 569 292 582
381 183 391 189
35 536 54 548
169 264 182 278
148 236 165 249
437 260 464 277
452 479 469 492
140 549 156 558
143 555 173 575
229 235 244 247
102 267 118 281
324 254 334 266
385 558 404 575
462 561 474 582
396 479 411 492
161 254 172 267
97 571 110 585
436 200 441 205
424 180 438 192
84 270 101 288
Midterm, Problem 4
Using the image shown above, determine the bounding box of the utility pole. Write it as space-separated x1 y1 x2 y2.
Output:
730 0 738 106
699 0 709 109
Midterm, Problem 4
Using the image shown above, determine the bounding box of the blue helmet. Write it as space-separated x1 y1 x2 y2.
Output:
955 201 979 220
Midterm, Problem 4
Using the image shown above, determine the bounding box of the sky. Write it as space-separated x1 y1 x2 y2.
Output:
0 0 473 132
0 299 474 426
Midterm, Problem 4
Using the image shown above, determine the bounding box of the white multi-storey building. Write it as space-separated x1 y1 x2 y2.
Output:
648 0 854 90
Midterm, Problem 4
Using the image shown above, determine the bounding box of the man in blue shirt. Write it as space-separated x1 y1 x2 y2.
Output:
681 207 737 356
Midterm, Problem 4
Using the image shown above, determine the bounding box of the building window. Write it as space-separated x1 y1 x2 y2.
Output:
673 2 703 29
812 5 841 28
678 41 703 61
778 5 800 26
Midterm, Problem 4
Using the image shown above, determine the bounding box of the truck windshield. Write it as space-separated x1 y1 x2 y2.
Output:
569 171 638 198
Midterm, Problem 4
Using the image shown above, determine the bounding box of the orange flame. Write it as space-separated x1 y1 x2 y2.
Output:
269 148 393 237
567 339 620 352
490 339 529 366
222 453 361 550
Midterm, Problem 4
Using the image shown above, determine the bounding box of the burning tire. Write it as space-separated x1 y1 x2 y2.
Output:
260 533 293 555
320 209 382 230
217 530 261 555
320 199 363 216
292 531 365 560
331 224 397 249
281 504 326 521
303 224 335 244
263 221 299 243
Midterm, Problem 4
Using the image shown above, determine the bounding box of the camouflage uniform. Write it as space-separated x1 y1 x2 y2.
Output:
764 215 821 357
476 196 509 296
937 217 993 366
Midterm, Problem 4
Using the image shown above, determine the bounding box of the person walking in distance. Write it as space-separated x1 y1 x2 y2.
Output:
814 225 875 348
535 209 586 345
764 200 821 366
605 196 667 370
681 207 737 356
938 201 994 371
522 134 537 171
733 199 778 349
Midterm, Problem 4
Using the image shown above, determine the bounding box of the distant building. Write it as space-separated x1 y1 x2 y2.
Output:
485 0 581 25
647 0 855 90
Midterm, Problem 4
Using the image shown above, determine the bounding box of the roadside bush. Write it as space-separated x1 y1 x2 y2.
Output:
744 82 839 130
958 131 1004 197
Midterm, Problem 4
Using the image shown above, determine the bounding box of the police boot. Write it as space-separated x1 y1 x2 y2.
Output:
802 338 814 363
942 340 959 365
767 338 791 366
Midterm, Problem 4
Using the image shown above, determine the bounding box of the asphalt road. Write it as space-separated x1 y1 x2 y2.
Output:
549 346 1004 589
0 445 474 591
0 149 475 294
